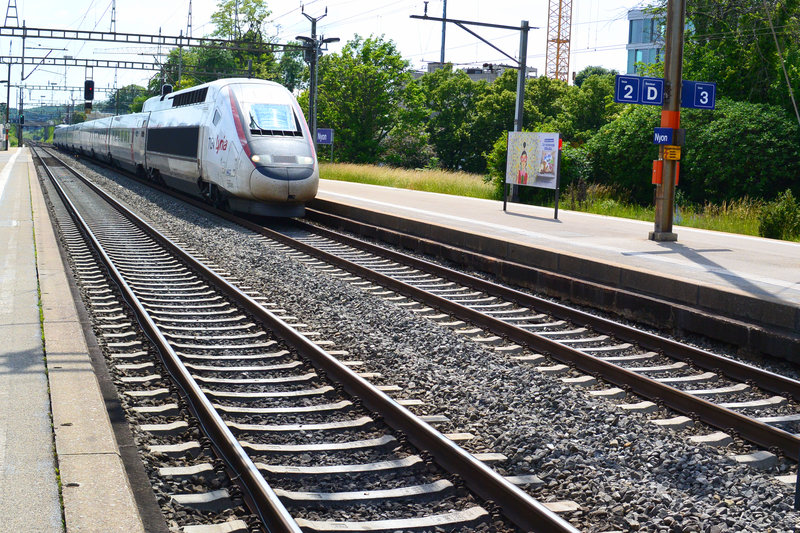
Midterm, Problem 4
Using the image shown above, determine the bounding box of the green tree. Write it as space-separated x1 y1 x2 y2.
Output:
585 105 661 203
210 0 276 76
574 65 618 87
99 85 146 115
681 0 800 114
276 43 306 92
680 98 800 203
469 69 545 173
418 64 487 171
316 35 422 163
585 98 800 205
557 73 621 142
211 0 270 42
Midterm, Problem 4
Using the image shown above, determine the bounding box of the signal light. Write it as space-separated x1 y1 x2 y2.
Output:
84 80 94 101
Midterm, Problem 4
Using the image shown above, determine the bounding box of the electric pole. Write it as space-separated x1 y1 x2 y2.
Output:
440 0 447 64
649 0 686 242
297 7 338 149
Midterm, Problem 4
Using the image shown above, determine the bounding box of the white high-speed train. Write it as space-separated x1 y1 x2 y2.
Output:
54 78 319 217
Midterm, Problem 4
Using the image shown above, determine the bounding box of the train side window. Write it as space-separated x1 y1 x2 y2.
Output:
212 109 221 126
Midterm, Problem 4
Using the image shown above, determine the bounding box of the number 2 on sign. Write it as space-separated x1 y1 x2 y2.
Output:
624 84 634 99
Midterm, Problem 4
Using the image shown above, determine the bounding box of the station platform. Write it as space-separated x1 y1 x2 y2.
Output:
311 179 800 358
0 147 145 532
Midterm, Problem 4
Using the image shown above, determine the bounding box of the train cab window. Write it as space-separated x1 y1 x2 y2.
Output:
231 83 303 137
212 109 221 126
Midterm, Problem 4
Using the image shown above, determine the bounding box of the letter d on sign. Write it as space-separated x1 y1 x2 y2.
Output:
647 86 657 101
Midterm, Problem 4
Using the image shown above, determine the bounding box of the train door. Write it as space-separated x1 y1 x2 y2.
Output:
133 114 148 171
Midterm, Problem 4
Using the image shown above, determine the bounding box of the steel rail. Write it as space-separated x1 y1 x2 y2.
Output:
249 220 800 460
45 144 800 459
33 149 302 533
40 147 579 533
296 215 800 403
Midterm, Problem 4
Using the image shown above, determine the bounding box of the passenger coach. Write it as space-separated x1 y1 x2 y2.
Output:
54 78 319 217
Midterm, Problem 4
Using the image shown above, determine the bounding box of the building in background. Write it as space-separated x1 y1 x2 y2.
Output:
414 62 538 83
627 9 661 74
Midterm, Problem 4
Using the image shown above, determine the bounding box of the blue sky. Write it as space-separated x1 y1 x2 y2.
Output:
7 0 648 106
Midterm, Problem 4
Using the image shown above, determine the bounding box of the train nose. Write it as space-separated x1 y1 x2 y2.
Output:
249 158 318 202
251 157 315 181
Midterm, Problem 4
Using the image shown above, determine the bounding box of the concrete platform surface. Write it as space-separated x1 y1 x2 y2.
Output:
313 179 800 332
0 147 145 532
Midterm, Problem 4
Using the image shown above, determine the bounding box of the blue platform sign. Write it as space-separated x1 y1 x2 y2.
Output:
653 127 674 145
614 75 664 106
641 78 664 105
681 80 716 110
316 128 334 145
614 75 641 104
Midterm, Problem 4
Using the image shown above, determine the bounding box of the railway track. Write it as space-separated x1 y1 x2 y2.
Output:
33 148 579 532
265 220 800 461
43 144 800 466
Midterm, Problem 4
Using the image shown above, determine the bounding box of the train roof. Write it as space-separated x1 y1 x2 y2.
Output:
142 78 287 112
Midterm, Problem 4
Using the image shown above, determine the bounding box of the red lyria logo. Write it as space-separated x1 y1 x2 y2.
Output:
215 136 228 153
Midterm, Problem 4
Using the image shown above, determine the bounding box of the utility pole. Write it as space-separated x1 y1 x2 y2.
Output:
440 0 447 64
649 0 686 242
19 20 25 144
297 7 338 149
412 10 534 202
186 0 193 38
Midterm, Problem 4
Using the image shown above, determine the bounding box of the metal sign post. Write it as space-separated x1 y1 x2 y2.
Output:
316 128 333 162
650 0 686 242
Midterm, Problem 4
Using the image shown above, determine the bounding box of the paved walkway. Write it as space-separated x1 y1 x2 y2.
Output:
0 147 63 531
0 147 145 532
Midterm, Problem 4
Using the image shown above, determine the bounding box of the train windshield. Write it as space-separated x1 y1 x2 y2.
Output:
231 84 302 136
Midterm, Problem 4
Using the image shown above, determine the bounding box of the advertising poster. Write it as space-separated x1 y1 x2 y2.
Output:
505 131 560 190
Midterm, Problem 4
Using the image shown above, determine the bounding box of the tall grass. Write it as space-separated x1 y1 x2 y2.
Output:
321 163 497 200
321 163 776 238
677 198 764 236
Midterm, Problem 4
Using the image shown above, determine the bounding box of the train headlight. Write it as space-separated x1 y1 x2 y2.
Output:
297 156 314 165
251 154 272 164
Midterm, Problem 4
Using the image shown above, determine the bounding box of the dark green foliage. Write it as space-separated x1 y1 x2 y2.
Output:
484 131 509 197
277 43 306 92
557 74 621 143
758 189 800 239
682 0 800 115
680 98 800 203
585 105 661 203
560 143 592 188
381 122 437 168
468 70 540 173
316 35 420 164
574 66 618 88
418 64 487 172
585 98 800 205
96 85 146 115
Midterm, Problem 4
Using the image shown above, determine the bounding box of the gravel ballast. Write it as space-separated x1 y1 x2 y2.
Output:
60 155 800 532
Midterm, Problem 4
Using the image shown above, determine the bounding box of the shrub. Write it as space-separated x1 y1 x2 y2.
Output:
585 106 661 204
485 133 593 200
758 189 800 240
380 124 437 169
681 99 800 204
584 98 800 206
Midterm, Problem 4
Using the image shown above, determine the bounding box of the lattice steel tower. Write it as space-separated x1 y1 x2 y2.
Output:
545 0 572 82
4 0 19 27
